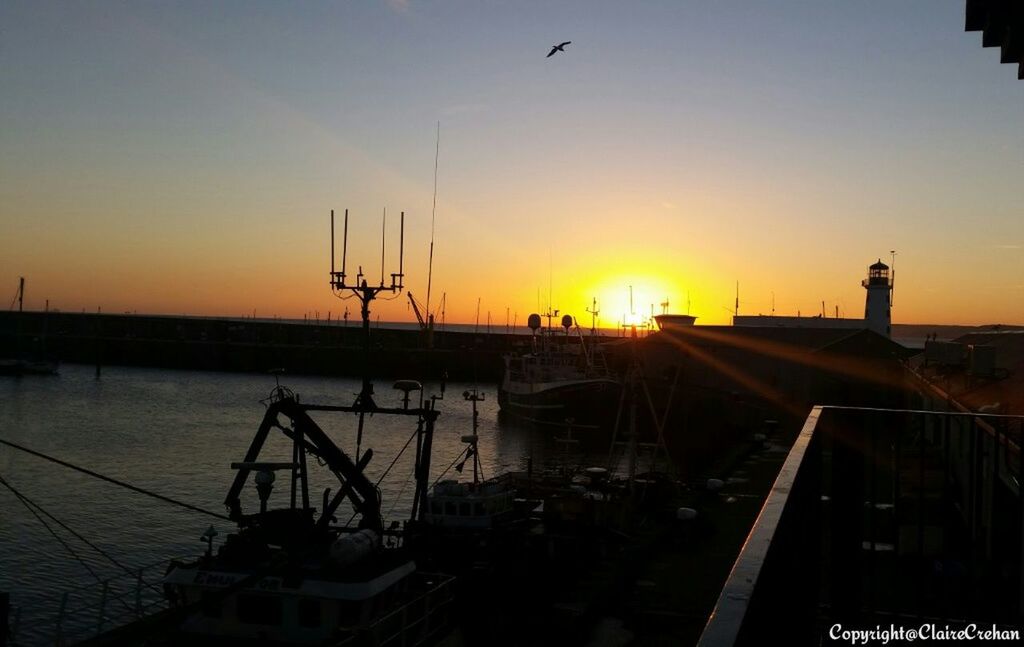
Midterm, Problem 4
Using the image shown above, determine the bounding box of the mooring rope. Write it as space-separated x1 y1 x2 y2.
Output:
0 472 164 597
0 473 135 615
0 438 230 521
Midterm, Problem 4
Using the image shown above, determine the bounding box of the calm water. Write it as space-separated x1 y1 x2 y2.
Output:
0 364 615 644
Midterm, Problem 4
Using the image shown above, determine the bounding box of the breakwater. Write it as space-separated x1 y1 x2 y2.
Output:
0 311 548 381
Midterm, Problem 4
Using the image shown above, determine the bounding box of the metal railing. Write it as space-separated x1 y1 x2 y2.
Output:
699 405 1024 646
11 559 171 646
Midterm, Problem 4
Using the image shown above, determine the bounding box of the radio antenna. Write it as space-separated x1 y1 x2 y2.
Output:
586 297 600 336
890 249 896 308
426 121 440 316
329 208 405 412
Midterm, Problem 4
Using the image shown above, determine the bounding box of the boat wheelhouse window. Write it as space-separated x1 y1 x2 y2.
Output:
459 502 470 516
473 502 484 516
236 594 282 625
298 598 321 628
444 502 456 516
431 501 441 514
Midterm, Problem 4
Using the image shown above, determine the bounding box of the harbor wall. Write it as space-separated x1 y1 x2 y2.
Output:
2 312 918 475
0 311 541 381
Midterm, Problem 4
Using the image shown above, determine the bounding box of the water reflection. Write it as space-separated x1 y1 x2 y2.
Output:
0 363 624 644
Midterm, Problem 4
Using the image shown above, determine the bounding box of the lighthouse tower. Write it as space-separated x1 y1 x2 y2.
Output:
862 259 893 337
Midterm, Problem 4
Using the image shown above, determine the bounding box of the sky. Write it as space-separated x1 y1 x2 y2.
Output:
1 1 1021 327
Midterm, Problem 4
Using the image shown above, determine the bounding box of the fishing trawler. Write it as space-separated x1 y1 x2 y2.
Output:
498 311 620 430
158 379 453 645
421 388 524 544
153 210 455 645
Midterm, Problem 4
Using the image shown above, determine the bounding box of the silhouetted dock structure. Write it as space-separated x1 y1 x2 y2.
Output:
0 311 519 381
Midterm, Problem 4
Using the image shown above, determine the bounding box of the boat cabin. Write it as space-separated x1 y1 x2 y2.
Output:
425 480 515 530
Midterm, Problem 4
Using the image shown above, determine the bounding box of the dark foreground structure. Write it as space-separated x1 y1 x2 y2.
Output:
966 0 1024 79
699 393 1023 644
0 311 517 381
3 312 1022 645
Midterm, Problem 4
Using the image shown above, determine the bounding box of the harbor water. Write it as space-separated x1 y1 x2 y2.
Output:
0 364 618 645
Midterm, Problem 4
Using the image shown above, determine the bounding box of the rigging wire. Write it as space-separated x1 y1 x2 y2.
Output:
383 465 416 521
431 445 471 490
374 425 420 488
0 438 230 521
338 424 425 530
0 473 135 615
0 472 164 598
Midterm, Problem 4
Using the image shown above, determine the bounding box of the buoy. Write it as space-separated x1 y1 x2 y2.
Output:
330 529 380 568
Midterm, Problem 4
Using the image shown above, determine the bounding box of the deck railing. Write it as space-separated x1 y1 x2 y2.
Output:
699 405 1024 646
10 559 171 646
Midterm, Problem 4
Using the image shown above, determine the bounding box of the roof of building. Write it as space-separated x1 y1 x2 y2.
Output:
869 259 889 270
966 0 1024 80
917 331 1024 415
649 325 912 359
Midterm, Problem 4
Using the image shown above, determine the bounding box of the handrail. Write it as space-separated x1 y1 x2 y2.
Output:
697 406 822 647
698 405 1024 647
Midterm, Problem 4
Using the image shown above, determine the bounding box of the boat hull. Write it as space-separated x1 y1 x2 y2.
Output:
497 377 621 430
0 358 59 376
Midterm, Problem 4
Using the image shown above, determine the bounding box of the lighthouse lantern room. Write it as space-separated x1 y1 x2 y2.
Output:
862 259 893 338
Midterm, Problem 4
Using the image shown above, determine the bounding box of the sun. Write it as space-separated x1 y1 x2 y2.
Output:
569 274 682 332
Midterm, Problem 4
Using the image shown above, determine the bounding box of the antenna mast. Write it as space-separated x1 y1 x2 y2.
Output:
426 122 440 316
890 249 896 308
586 297 599 336
329 208 405 458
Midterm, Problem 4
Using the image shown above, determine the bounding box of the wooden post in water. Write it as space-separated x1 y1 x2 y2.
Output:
97 580 109 635
94 309 102 378
135 569 143 617
55 592 68 644
1 591 9 647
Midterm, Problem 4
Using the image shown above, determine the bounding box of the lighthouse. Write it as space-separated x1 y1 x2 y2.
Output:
862 259 893 338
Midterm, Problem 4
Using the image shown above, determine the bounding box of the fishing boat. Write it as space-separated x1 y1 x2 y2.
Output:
157 379 454 646
95 209 455 645
1 277 59 376
420 388 526 549
498 312 620 430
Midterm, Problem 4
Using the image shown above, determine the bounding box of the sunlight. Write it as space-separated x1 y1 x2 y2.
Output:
573 274 682 331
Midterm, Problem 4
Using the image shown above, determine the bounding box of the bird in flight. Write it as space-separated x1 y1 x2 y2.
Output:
547 41 571 58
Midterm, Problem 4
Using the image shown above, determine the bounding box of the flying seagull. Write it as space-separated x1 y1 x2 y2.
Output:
547 41 571 58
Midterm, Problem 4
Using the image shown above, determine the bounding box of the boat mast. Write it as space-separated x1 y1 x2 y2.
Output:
330 208 405 460
586 297 599 336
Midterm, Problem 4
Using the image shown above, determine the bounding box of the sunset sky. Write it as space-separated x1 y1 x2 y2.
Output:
2 1 1021 327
